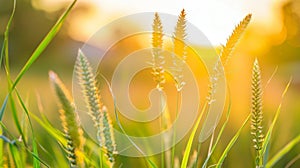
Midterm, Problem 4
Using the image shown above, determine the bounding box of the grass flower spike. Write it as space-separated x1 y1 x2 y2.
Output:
75 50 116 163
151 12 165 91
220 14 252 65
49 71 85 167
251 58 264 167
172 9 187 91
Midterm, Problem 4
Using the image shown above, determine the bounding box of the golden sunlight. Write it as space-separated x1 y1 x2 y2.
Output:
32 0 285 45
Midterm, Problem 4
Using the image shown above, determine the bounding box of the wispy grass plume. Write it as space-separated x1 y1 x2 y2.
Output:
220 14 251 65
49 71 85 167
75 50 116 164
172 9 187 91
251 59 264 167
151 12 165 91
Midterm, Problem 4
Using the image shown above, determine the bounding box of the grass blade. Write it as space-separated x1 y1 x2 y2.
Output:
0 95 8 121
0 0 16 121
29 112 66 145
8 93 26 146
180 103 207 168
9 143 24 168
202 90 232 168
266 134 300 168
11 0 77 91
260 78 292 166
0 126 3 166
0 0 16 71
15 91 40 168
216 114 251 167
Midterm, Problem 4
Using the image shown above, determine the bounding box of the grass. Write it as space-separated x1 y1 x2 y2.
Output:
0 2 299 168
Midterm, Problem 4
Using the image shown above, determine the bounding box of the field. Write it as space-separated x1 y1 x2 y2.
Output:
1 0 300 167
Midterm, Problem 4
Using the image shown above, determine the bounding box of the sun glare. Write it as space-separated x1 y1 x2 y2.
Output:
34 0 284 45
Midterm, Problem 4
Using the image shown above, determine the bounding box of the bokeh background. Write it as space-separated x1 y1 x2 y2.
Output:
0 0 300 167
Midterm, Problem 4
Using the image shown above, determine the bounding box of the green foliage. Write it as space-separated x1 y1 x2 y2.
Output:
0 2 299 167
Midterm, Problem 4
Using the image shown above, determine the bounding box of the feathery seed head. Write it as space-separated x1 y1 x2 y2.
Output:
151 12 165 90
75 50 117 163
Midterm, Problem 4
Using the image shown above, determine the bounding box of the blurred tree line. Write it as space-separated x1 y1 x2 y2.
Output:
1 0 299 69
0 0 83 74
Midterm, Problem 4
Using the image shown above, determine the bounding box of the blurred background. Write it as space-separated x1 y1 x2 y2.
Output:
0 0 300 167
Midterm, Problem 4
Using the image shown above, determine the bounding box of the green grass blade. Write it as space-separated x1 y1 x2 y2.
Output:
0 0 16 71
260 78 292 165
29 112 66 145
11 0 77 90
0 0 16 121
0 126 3 166
97 73 158 168
9 143 24 168
216 114 251 167
180 103 207 168
8 93 26 146
0 95 8 121
202 92 232 168
15 91 40 167
266 134 300 168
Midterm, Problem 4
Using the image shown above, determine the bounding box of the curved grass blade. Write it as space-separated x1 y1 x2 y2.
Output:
11 0 77 90
15 91 40 168
8 93 26 146
216 113 251 168
180 103 207 168
9 143 24 168
0 95 8 121
266 134 300 168
29 112 66 145
0 0 16 71
260 78 292 166
202 90 232 168
98 73 158 168
1 0 78 122
0 0 16 121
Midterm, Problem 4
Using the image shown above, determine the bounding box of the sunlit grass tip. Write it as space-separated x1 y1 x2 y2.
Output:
151 12 165 91
220 14 252 65
172 9 187 91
